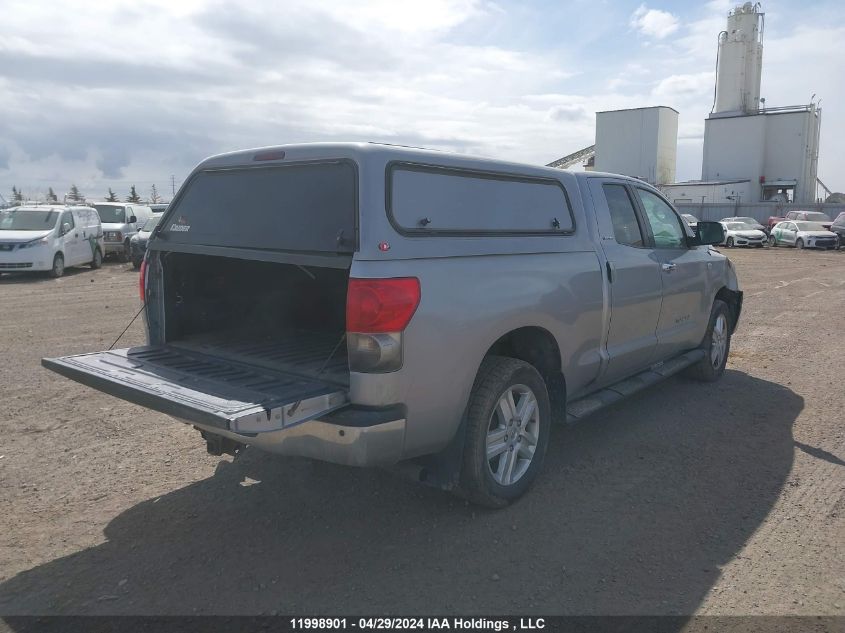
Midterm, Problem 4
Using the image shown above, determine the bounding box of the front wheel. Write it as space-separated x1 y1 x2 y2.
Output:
460 356 551 508
726 237 734 248
90 248 102 269
796 238 804 250
683 300 732 382
769 234 777 247
49 253 65 278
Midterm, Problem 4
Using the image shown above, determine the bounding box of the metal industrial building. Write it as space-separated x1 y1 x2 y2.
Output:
662 2 822 204
594 106 678 186
549 3 826 209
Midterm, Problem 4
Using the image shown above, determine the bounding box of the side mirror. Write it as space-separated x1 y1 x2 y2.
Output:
692 221 725 246
128 215 137 224
61 222 72 236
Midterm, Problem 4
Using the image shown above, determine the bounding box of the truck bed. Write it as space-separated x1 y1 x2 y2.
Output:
171 329 349 387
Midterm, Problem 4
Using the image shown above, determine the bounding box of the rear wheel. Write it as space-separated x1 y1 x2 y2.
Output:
460 356 550 508
726 237 734 248
683 300 731 382
50 253 65 278
90 248 102 269
796 238 804 250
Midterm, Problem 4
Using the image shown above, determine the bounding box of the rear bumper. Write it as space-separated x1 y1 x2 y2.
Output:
103 241 126 254
191 407 407 467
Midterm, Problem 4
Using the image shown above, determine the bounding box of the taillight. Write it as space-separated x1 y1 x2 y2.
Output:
346 278 420 333
139 259 147 302
346 278 420 373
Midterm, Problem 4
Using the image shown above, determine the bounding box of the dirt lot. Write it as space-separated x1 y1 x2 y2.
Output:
0 248 843 616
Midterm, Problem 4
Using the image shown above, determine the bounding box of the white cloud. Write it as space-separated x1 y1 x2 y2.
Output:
1 0 844 196
630 4 680 39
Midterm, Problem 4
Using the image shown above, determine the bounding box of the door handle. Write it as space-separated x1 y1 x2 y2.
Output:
661 263 676 273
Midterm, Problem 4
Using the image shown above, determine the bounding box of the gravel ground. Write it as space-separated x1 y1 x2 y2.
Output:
0 248 842 616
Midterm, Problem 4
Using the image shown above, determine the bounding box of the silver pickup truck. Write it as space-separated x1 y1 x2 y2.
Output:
43 143 741 507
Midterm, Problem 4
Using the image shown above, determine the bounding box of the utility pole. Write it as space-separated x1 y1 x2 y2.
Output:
170 175 176 198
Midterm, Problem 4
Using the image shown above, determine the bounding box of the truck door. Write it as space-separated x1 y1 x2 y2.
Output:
632 187 711 361
588 179 662 384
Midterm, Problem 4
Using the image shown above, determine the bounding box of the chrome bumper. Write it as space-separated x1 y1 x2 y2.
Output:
189 416 407 467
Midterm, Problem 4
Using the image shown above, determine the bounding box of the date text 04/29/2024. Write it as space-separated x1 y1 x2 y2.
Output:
289 618 546 631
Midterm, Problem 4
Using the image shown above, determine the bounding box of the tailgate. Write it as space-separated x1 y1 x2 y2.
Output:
42 346 348 434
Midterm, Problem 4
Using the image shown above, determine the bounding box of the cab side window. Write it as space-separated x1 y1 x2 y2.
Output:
635 188 686 249
603 184 645 247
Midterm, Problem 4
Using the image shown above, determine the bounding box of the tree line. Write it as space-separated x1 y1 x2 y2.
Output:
8 184 164 205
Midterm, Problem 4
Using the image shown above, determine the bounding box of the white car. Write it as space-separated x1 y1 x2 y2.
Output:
769 221 839 250
719 221 766 248
0 205 104 277
720 216 767 233
681 213 699 230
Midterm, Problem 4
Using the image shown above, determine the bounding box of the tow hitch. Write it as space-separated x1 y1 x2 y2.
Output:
199 429 243 457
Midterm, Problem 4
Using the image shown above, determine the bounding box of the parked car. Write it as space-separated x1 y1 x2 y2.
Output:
720 221 766 248
43 143 741 507
0 205 103 277
769 221 839 250
720 216 767 233
828 212 845 248
130 214 163 269
92 202 155 262
681 213 699 230
767 210 833 232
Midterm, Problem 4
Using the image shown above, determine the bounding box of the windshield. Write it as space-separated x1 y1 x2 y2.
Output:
94 205 126 224
803 212 831 222
682 214 698 222
794 222 827 231
726 222 754 230
0 209 59 231
141 215 162 232
735 217 758 224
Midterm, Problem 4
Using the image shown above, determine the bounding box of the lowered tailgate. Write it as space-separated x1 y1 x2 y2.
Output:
42 345 348 434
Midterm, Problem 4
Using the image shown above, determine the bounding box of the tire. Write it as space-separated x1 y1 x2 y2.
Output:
49 253 65 278
90 248 103 269
132 257 142 270
460 356 551 508
118 240 131 263
796 238 804 250
769 234 777 247
683 300 732 383
726 237 734 248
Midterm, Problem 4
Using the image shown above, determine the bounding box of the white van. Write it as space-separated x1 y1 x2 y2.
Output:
92 202 153 261
0 205 104 277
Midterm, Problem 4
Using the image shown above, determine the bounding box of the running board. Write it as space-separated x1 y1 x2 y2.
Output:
565 349 705 423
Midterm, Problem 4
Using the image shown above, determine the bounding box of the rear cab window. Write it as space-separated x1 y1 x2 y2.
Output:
603 184 645 247
387 163 574 235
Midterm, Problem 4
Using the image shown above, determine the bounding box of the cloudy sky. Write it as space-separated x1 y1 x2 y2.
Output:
1 0 842 202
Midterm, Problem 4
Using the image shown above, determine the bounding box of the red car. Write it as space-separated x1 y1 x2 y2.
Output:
766 210 833 232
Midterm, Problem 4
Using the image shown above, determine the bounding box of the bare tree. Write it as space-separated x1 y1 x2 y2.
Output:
149 184 162 203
